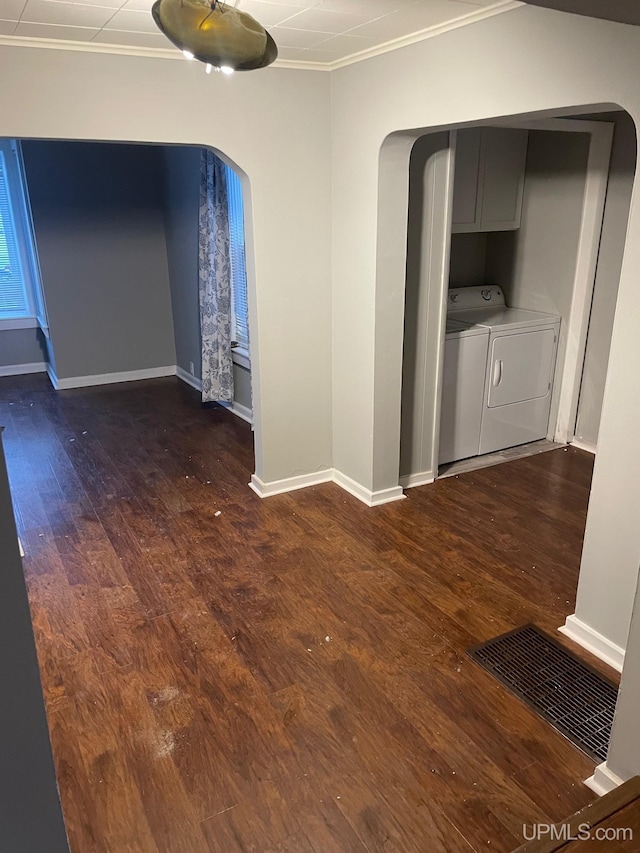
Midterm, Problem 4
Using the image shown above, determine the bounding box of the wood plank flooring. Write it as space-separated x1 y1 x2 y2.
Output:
0 374 607 853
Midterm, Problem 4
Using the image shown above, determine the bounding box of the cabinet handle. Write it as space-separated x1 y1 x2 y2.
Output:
492 359 503 387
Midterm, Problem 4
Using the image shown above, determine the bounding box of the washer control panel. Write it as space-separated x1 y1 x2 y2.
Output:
448 285 505 311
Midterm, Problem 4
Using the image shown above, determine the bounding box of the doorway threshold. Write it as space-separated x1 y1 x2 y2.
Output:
438 439 564 479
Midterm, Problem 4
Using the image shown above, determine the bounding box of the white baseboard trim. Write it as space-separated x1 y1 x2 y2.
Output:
175 365 202 392
219 400 253 425
249 469 334 498
559 614 625 673
585 762 625 796
571 438 597 455
249 468 406 506
332 469 406 507
399 471 435 489
49 362 253 425
174 367 253 424
0 361 47 377
50 365 176 390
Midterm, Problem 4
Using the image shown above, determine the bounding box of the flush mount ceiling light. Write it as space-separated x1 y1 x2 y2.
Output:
152 0 277 71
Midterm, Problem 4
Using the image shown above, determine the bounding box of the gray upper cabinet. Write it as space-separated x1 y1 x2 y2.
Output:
452 127 528 233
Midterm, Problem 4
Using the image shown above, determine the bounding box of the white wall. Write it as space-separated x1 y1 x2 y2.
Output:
0 46 333 484
606 571 640 782
400 133 452 485
330 6 640 653
574 111 636 449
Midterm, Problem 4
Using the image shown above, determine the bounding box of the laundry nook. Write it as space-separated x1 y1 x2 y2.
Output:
400 119 617 485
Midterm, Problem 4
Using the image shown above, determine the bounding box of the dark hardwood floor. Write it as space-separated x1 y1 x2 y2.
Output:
0 374 607 853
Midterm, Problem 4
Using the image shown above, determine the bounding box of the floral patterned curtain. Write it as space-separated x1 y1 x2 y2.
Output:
199 150 234 403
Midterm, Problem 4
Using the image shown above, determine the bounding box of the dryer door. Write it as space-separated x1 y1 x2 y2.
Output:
488 328 556 408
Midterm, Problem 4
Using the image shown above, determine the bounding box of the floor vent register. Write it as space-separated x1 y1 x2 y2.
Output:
468 623 618 762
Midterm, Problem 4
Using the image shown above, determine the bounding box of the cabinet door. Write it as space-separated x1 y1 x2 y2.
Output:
479 128 528 231
451 128 482 232
487 328 556 409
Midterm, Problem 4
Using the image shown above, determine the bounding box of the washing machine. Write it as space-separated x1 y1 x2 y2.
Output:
448 286 560 455
439 316 489 465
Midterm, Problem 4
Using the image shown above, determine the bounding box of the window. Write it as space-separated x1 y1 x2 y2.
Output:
225 163 249 351
0 140 46 331
0 147 30 319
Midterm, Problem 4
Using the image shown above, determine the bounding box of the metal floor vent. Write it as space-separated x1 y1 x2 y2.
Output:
467 624 618 762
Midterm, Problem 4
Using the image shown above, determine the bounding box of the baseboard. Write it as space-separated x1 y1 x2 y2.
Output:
219 400 253 425
559 614 625 673
51 365 176 390
250 467 407 506
585 762 625 796
571 438 597 455
0 361 47 377
399 471 435 489
249 470 334 498
175 365 202 392
46 363 59 389
332 469 406 507
54 363 252 425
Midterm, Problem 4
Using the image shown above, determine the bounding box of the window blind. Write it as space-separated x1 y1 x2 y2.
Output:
0 150 29 318
225 164 249 348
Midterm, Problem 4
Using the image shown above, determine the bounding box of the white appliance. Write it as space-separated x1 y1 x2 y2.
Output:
447 286 560 456
439 316 489 465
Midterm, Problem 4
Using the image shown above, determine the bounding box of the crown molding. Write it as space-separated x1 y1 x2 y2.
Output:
325 0 523 70
0 33 184 61
0 33 329 69
0 1 523 72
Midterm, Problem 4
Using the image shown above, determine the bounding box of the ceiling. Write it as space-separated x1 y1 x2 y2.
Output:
0 0 518 66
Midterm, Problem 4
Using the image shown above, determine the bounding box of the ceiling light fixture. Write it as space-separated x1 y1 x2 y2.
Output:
152 0 277 72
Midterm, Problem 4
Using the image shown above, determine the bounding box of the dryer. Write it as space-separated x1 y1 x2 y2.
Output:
448 286 560 456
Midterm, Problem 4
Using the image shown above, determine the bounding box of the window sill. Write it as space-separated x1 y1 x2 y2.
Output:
0 317 38 331
232 346 251 370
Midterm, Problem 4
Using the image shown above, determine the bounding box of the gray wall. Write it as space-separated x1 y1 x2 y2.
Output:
0 433 70 852
485 129 591 437
448 232 489 286
0 327 47 368
574 112 636 449
162 145 201 379
233 360 252 413
161 145 252 413
21 141 176 381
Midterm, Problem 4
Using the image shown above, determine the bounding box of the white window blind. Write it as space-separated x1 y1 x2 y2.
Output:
0 150 30 319
225 164 249 348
